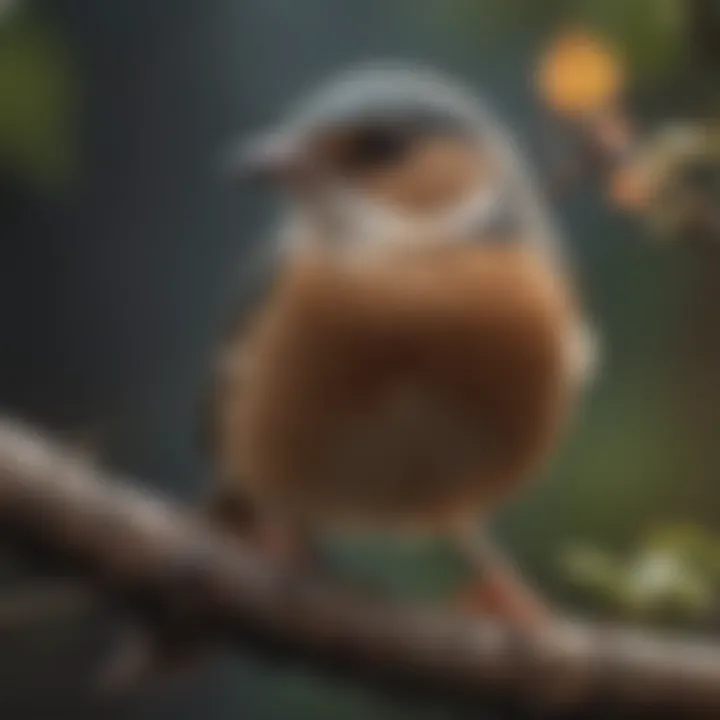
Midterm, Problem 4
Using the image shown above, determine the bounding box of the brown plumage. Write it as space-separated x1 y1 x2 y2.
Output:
213 243 580 534
204 63 600 600
202 63 601 631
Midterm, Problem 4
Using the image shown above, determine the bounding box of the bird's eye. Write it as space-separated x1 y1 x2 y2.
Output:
342 126 413 172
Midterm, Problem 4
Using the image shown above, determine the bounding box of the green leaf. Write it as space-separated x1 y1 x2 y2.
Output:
560 544 623 590
0 5 77 187
623 549 714 617
642 523 717 560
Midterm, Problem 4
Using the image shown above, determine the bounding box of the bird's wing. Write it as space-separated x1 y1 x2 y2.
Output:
198 243 283 470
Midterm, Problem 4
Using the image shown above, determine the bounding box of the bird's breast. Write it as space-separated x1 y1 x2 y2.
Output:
217 245 582 531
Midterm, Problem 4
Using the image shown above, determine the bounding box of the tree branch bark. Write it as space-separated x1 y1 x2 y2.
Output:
0 417 717 715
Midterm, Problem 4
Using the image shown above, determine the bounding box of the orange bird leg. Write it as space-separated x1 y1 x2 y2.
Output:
454 529 551 631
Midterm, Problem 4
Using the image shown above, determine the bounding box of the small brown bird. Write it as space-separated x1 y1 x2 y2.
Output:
105 64 598 687
207 64 598 617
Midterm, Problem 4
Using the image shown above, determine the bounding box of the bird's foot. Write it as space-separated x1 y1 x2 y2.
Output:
453 528 553 632
454 565 552 632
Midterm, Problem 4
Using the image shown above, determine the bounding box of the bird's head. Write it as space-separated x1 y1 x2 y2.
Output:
229 63 557 260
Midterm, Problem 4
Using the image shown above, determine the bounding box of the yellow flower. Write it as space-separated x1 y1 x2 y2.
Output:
536 30 624 116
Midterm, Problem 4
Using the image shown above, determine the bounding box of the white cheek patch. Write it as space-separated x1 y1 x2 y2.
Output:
321 183 505 256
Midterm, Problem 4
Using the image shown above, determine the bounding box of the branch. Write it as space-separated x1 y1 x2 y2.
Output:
0 418 718 715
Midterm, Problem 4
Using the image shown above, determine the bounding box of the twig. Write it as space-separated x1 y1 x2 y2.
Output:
0 418 718 714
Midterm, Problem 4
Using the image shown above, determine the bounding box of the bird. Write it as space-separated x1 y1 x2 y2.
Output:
103 63 599 688
207 63 598 614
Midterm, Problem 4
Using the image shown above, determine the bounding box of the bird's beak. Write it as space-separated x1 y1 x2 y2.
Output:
225 130 309 183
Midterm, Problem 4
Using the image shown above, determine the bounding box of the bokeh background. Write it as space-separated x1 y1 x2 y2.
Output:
0 0 719 717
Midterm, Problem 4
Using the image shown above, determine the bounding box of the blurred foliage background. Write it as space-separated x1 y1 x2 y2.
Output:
0 0 719 717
